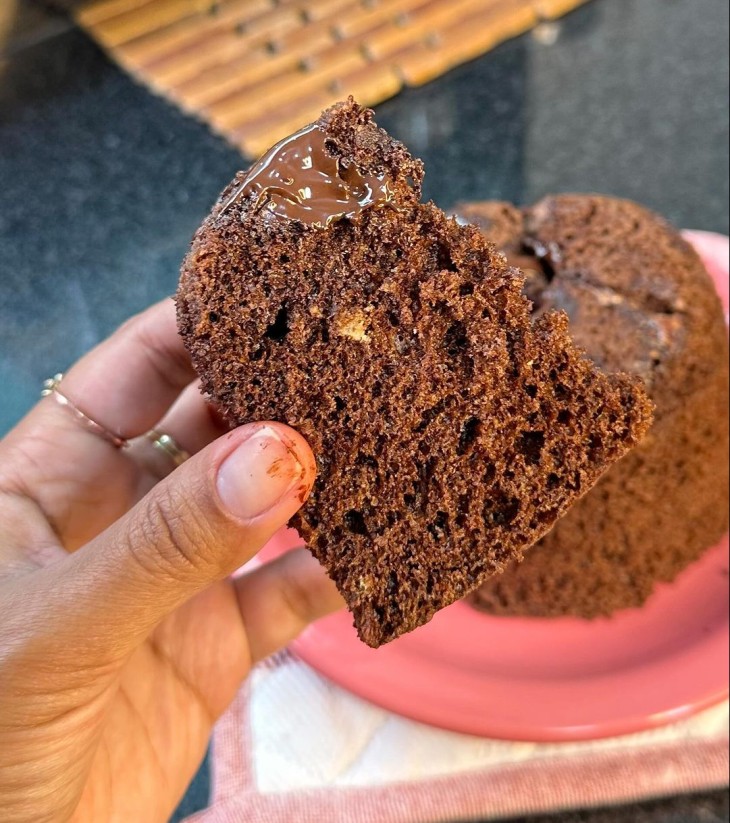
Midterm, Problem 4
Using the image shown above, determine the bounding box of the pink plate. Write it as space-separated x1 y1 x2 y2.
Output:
260 231 730 742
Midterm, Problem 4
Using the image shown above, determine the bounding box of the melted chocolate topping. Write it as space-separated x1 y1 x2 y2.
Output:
220 123 395 228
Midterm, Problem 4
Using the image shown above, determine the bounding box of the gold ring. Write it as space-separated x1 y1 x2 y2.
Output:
41 373 128 449
145 429 190 467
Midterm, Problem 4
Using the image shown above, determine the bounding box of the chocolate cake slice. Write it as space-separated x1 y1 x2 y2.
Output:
457 196 729 618
177 99 653 647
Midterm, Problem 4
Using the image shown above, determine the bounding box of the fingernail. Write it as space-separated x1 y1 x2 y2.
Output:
216 426 307 520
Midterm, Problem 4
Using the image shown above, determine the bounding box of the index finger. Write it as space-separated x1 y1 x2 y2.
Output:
56 297 197 440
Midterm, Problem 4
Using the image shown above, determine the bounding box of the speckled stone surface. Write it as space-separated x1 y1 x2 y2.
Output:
1 0 728 821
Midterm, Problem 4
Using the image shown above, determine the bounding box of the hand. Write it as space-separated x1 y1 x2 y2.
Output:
0 299 344 823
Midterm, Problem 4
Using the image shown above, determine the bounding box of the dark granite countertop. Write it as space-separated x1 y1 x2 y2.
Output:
0 1 728 821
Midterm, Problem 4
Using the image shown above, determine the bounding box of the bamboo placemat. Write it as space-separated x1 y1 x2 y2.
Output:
75 0 588 158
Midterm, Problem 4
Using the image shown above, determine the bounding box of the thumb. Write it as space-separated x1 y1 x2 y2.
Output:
58 421 317 656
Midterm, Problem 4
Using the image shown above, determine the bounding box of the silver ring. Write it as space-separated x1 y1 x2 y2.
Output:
145 429 190 467
41 373 128 449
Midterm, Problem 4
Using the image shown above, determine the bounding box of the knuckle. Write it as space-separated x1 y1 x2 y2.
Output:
116 310 158 350
126 483 219 582
279 565 319 624
115 307 193 392
116 311 144 337
129 315 192 388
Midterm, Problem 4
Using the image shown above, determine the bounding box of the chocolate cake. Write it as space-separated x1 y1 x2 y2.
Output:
177 100 653 646
458 196 729 618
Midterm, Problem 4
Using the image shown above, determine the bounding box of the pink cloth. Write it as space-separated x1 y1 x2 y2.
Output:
187 231 730 823
187 653 728 823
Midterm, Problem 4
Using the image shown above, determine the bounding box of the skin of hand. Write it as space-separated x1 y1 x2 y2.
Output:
0 298 344 823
